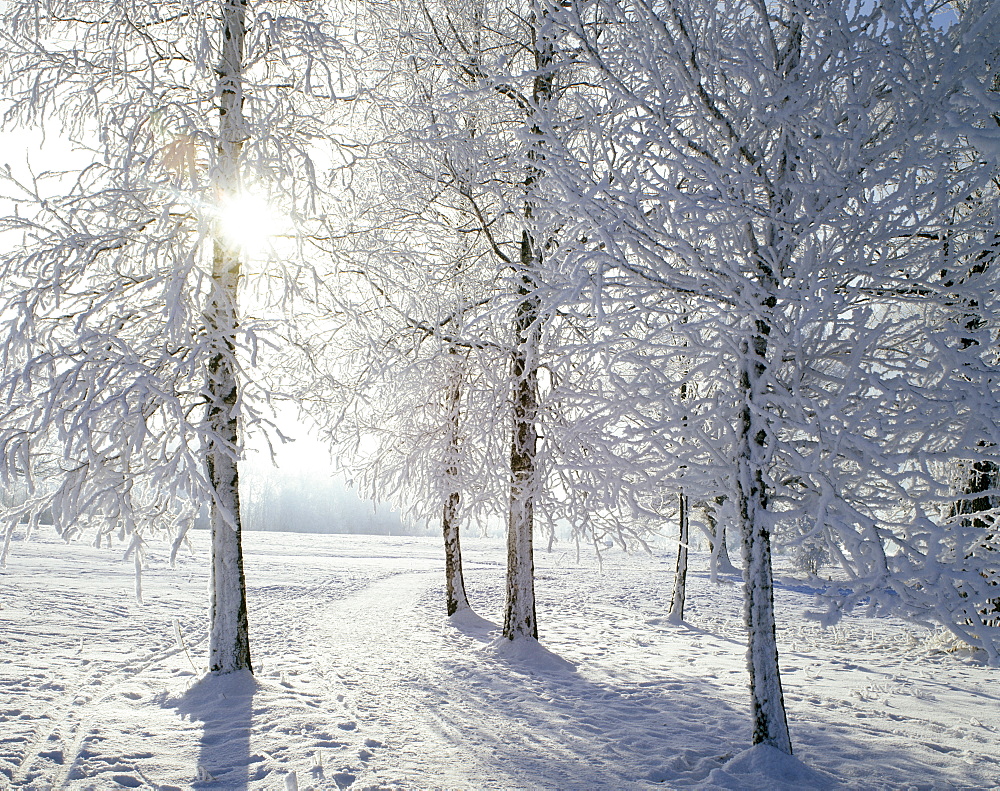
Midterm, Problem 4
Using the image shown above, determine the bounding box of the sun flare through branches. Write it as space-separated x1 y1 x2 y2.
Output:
216 191 281 260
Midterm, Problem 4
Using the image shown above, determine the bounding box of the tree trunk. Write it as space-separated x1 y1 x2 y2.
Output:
706 495 737 581
729 6 801 750
502 2 555 642
735 324 791 754
207 0 252 675
442 347 471 616
503 229 541 641
668 490 689 622
670 363 691 618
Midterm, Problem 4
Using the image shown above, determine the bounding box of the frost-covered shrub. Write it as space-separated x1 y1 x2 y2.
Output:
790 541 829 578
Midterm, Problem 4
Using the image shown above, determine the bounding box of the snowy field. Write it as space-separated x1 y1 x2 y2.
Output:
1 530 999 791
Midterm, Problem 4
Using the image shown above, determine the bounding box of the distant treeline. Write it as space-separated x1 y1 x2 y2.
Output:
238 466 420 536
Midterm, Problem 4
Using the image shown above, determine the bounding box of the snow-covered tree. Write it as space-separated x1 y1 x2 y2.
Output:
275 8 512 615
385 0 564 640
0 0 347 673
549 0 1000 750
287 0 668 634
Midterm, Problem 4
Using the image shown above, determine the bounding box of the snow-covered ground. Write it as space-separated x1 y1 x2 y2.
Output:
1 530 998 790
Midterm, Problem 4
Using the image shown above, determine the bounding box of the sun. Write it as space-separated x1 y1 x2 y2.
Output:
216 191 280 259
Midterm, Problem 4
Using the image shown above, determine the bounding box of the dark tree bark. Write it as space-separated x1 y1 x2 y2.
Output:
953 458 1000 529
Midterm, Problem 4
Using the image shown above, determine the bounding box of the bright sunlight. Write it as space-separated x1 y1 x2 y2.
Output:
217 191 281 259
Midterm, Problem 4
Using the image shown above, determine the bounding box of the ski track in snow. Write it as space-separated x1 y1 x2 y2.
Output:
1 531 999 790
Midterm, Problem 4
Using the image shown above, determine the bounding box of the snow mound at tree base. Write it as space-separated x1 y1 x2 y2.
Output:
701 744 838 790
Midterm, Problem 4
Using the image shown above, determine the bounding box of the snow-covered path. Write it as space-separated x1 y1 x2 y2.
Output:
307 565 707 790
2 530 999 790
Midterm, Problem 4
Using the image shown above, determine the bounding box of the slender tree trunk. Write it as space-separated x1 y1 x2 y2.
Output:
502 2 555 641
442 347 471 616
504 229 541 640
207 0 251 675
706 495 736 581
668 490 688 622
669 362 691 618
735 322 791 753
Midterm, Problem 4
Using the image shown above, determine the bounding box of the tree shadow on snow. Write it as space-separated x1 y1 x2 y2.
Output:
646 615 747 652
448 608 500 644
450 610 578 672
429 601 998 791
787 705 999 790
443 614 933 788
434 612 979 789
430 624 753 787
169 669 256 788
486 633 580 674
